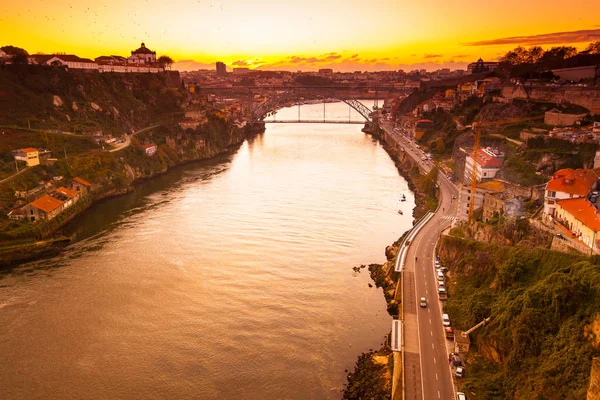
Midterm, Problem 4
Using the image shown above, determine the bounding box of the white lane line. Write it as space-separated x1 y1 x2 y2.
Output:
438 390 441 398
432 343 435 349
433 357 436 364
425 289 428 294
436 373 438 381
429 318 432 324
430 331 433 336
428 309 431 313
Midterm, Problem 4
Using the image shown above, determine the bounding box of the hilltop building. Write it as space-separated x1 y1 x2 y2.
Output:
29 54 98 70
12 148 40 167
128 42 156 65
467 58 499 74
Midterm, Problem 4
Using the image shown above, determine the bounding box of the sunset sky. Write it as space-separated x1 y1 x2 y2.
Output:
2 0 600 72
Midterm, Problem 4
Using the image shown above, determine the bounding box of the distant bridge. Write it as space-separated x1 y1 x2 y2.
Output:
194 84 410 124
264 119 366 124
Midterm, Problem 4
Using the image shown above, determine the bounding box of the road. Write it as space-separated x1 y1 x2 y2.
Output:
109 124 160 152
380 120 460 400
0 166 30 185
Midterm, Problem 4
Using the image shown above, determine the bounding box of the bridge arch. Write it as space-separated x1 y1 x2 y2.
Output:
251 92 373 124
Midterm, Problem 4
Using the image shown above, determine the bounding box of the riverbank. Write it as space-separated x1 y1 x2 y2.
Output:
0 119 265 269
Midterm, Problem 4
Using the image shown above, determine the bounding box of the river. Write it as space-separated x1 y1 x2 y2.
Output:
0 100 415 399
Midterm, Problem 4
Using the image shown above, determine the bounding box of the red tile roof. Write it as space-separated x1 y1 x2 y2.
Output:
20 147 38 153
55 186 79 198
557 198 600 231
471 148 503 168
546 168 600 196
73 177 92 186
30 195 63 213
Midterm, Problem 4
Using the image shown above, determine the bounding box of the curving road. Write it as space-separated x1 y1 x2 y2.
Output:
380 120 460 400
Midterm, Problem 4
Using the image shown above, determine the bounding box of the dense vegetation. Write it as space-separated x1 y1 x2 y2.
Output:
0 65 184 134
440 236 600 399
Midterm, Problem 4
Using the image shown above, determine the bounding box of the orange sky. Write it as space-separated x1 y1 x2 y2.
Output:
2 0 600 71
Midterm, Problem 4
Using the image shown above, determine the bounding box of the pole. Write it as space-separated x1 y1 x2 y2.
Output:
15 159 19 173
298 104 300 122
323 101 325 122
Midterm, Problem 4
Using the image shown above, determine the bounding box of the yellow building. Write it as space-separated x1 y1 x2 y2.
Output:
12 148 40 167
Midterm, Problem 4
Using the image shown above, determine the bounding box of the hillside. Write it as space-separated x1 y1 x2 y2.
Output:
439 235 600 399
0 65 184 134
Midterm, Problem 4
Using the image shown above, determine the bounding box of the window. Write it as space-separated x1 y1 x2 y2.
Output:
30 209 33 215
547 191 556 197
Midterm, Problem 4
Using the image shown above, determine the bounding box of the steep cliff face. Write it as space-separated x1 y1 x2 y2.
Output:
0 65 184 134
439 235 600 399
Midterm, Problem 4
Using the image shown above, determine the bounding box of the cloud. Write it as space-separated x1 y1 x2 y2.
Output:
453 54 469 59
172 59 216 71
424 54 442 59
232 60 250 67
463 28 600 46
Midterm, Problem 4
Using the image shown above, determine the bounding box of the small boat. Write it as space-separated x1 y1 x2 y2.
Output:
401 194 406 202
398 210 403 215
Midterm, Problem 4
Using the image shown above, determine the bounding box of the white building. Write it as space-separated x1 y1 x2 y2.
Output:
30 54 98 70
463 147 504 184
543 168 600 217
127 43 157 65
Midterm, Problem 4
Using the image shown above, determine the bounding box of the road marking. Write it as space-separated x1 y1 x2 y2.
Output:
430 330 433 336
438 390 441 398
429 318 432 324
425 289 428 294
436 373 438 381
428 309 430 313
432 343 435 349
434 357 436 364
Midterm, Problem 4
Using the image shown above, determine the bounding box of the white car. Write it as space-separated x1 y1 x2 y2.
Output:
457 392 467 400
442 313 451 327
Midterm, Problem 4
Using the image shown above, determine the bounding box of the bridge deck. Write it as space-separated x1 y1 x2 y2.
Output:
264 120 366 124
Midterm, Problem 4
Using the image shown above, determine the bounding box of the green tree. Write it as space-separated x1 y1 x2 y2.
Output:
1 45 29 64
157 55 174 70
585 41 600 54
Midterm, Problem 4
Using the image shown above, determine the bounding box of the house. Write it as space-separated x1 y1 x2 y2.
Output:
69 177 93 195
13 148 40 167
54 186 80 209
22 194 64 222
554 197 600 252
543 168 600 217
463 147 504 184
30 54 98 70
7 208 25 220
460 179 530 220
142 143 157 156
127 42 156 65
467 58 499 74
413 120 433 140
454 330 472 353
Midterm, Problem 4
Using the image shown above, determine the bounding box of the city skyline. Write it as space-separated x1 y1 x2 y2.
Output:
2 0 600 71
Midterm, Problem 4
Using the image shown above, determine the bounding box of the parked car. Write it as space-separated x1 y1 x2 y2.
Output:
442 313 451 326
437 266 449 273
452 353 463 366
438 281 445 288
420 297 427 308
455 367 465 378
457 391 467 400
556 233 565 240
445 327 454 339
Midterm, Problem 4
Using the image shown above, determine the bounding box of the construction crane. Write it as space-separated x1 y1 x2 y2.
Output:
462 317 491 337
467 115 545 220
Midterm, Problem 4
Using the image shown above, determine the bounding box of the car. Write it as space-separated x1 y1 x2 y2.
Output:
456 391 467 400
434 260 440 267
455 367 465 378
451 195 457 199
442 313 451 326
438 281 445 288
556 233 565 240
437 266 449 273
420 297 427 307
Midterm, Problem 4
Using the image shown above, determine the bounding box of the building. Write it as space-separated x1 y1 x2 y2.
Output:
232 67 250 75
69 177 93 195
30 54 98 70
13 148 40 167
142 143 157 156
54 186 80 209
128 42 156 65
463 147 504 184
467 58 500 74
216 61 227 76
594 151 600 169
7 208 25 220
413 120 433 140
23 194 64 222
319 68 333 76
554 198 600 252
543 168 600 217
460 180 529 219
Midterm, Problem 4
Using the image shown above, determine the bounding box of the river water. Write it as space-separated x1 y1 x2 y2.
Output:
0 101 415 399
